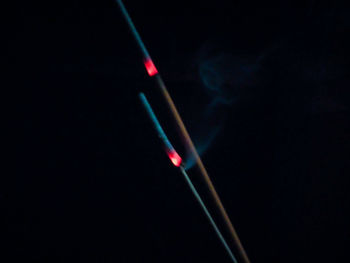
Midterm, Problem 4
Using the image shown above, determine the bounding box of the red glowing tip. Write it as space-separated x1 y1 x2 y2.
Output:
143 58 158 77
167 150 182 167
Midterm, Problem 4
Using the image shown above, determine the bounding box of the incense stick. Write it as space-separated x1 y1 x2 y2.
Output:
180 166 238 263
139 92 237 262
116 1 251 262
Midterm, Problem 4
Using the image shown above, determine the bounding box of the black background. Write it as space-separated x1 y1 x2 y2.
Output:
6 0 350 262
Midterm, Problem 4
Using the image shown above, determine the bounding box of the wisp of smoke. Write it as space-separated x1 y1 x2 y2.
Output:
185 48 263 170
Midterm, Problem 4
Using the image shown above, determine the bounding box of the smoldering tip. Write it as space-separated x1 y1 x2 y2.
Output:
167 149 182 167
143 57 158 77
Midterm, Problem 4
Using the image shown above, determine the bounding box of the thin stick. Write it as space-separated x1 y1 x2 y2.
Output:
180 166 238 263
139 93 182 167
139 93 237 262
116 1 251 262
155 75 251 263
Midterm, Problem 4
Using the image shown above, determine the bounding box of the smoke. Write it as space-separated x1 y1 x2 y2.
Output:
183 19 349 170
184 46 263 169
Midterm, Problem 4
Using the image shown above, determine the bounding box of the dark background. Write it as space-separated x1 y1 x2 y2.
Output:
6 0 350 262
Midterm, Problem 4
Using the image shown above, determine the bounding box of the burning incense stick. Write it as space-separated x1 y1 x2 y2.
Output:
139 92 237 263
139 93 182 167
116 1 251 262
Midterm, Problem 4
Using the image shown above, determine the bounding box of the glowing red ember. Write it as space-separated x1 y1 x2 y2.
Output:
143 57 158 76
167 150 182 167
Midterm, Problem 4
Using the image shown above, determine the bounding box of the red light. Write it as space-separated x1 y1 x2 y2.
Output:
167 150 182 167
143 57 158 77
